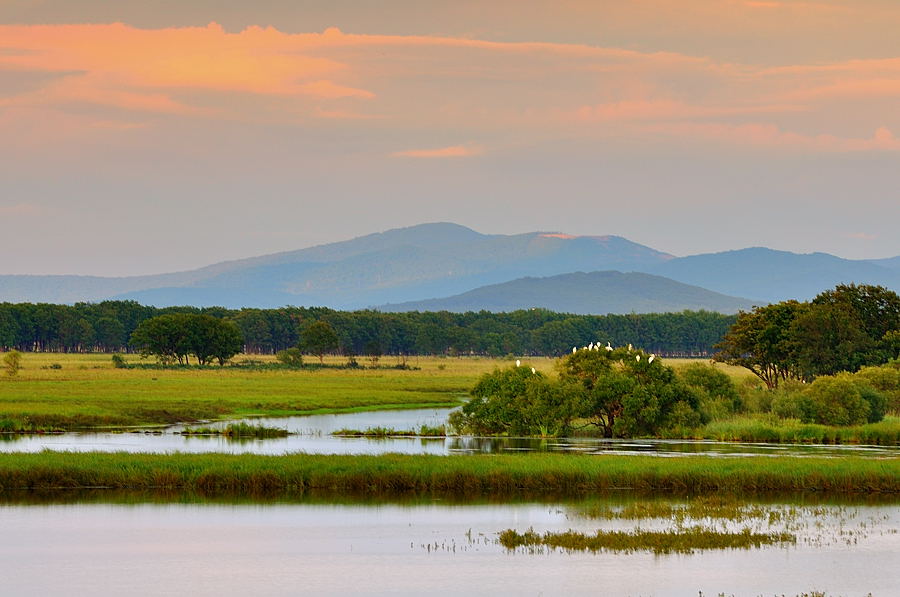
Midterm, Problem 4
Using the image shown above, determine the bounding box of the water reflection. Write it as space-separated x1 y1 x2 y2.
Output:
0 407 898 458
0 498 896 596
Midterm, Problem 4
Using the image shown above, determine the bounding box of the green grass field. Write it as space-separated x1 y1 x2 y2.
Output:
0 352 557 428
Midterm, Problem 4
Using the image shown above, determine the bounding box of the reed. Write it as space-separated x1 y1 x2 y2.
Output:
0 453 896 497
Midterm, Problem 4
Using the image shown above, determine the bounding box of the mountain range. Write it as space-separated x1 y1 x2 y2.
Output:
1 222 898 313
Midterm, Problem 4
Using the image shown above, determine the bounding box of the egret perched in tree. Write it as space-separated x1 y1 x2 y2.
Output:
516 359 521 367
648 354 655 363
628 343 633 352
531 367 536 375
636 354 641 361
588 342 594 350
573 346 577 354
605 342 613 352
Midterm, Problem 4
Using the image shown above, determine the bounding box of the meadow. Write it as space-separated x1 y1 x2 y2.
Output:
0 352 546 429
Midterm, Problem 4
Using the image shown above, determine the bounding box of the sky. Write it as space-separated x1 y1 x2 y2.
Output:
1 0 899 276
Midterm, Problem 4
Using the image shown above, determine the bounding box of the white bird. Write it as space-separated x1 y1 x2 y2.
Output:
516 359 521 367
531 367 536 374
635 354 641 362
605 342 613 352
648 354 655 364
572 346 577 354
588 342 594 350
628 343 633 352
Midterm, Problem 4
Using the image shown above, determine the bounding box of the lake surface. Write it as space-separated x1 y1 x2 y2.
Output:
2 407 899 457
0 498 896 596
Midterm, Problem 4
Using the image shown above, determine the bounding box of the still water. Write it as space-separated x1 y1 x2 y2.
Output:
0 498 896 596
1 408 898 458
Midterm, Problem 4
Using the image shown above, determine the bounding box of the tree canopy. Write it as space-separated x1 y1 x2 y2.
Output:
715 284 900 388
450 346 704 438
129 313 243 365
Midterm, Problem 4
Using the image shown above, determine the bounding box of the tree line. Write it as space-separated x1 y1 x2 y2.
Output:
0 300 735 357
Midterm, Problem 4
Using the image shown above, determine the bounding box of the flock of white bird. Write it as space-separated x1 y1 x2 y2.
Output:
515 343 656 374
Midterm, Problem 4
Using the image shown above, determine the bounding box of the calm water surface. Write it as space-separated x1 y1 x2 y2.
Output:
1 407 898 458
0 499 896 596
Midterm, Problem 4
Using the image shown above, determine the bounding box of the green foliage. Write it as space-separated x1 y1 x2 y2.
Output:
714 301 806 389
129 313 243 366
450 365 578 437
716 284 900 387
0 300 736 357
803 373 871 426
677 362 742 420
300 320 340 363
111 353 128 369
275 347 304 368
854 362 900 413
3 350 22 377
454 348 704 438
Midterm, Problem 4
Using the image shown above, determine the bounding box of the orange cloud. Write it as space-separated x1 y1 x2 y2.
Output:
392 145 484 158
0 22 897 155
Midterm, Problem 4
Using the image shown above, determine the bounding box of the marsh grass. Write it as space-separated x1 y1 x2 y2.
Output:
0 453 897 497
180 422 289 439
331 424 447 438
497 526 796 554
691 415 900 445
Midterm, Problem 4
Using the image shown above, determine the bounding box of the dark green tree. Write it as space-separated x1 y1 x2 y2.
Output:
300 320 340 363
713 301 807 389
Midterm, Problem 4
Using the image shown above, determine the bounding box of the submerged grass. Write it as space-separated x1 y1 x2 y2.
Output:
0 453 897 497
497 526 796 554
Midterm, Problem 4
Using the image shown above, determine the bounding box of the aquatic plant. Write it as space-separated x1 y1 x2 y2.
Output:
497 526 796 554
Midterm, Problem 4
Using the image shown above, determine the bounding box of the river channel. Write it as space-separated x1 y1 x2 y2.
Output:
2 407 898 458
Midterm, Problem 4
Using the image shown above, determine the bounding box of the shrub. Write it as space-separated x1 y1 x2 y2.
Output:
2 350 22 377
854 364 900 413
770 389 811 421
803 373 872 426
275 348 304 368
677 363 742 412
111 354 128 369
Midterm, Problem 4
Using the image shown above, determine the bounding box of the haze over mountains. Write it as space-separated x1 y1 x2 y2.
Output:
1 222 898 314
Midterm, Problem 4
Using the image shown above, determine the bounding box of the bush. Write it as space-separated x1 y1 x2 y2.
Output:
275 348 304 368
770 389 811 421
677 363 742 412
2 350 22 377
111 354 128 369
854 363 900 413
803 373 872 426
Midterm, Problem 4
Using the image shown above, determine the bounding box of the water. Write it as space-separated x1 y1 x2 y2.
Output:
0 498 896 596
1 407 898 458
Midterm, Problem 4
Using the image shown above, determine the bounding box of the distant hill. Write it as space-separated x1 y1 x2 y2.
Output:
0 223 673 308
379 271 758 315
1 223 897 308
865 256 900 271
647 248 900 303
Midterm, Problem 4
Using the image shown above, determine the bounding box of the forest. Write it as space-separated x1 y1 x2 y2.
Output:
0 301 734 357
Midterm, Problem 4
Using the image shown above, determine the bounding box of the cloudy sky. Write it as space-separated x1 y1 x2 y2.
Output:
1 0 898 275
